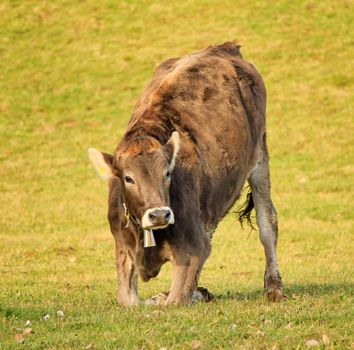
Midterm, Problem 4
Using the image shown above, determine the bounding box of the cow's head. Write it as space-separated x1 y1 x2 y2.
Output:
88 132 180 230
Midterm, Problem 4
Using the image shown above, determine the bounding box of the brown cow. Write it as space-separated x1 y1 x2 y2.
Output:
89 42 285 305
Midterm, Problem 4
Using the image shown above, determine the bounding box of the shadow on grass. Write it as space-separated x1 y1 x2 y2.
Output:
214 282 354 301
1 283 352 318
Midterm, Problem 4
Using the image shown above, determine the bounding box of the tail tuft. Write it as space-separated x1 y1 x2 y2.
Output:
237 186 256 230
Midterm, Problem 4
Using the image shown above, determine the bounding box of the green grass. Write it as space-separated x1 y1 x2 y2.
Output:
1 0 353 349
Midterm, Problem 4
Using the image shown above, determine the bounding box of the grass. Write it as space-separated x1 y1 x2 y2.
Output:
0 0 353 348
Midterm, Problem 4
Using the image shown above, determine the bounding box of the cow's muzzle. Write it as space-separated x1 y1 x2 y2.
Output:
141 207 175 230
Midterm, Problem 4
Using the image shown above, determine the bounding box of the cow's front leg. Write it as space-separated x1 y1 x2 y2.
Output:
166 237 210 305
114 241 140 306
165 254 201 305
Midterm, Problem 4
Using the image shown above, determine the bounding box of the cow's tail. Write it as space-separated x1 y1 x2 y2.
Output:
237 186 255 229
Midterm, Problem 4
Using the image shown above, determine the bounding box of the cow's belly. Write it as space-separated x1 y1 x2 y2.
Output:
171 96 260 235
199 165 247 229
197 124 259 229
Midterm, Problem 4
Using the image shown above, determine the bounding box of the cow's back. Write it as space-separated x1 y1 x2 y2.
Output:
126 42 267 229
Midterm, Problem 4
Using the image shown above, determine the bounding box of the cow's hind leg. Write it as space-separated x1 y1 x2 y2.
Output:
248 141 286 301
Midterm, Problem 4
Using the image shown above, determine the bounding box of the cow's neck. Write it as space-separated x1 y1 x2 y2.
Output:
125 108 176 146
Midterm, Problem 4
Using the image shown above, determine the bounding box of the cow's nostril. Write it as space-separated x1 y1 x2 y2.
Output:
143 208 173 228
149 212 157 219
149 211 169 219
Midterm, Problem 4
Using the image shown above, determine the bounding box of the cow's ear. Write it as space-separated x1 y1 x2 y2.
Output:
164 131 180 171
88 147 114 181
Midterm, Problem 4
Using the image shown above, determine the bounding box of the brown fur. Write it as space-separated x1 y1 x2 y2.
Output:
99 42 285 305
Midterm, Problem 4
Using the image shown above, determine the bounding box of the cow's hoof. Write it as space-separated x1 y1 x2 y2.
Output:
180 287 214 304
146 287 214 305
144 292 168 305
194 287 214 303
266 288 287 302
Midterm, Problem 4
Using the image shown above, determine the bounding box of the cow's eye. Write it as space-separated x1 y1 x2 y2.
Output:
124 175 135 184
164 171 171 181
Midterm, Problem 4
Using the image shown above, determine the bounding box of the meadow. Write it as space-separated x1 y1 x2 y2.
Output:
0 0 353 349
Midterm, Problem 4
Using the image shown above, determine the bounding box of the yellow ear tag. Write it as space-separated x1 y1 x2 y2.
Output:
97 165 109 178
123 203 130 229
88 147 112 181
